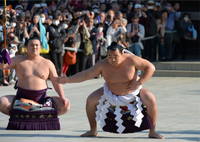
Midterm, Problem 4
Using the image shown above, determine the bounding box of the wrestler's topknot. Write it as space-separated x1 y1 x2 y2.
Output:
107 42 124 53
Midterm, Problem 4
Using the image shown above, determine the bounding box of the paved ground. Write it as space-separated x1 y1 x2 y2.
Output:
0 77 200 142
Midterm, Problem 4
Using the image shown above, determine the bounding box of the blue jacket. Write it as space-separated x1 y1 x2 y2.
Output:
165 11 181 31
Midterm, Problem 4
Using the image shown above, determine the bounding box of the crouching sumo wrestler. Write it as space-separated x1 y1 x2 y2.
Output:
0 37 70 130
54 42 164 139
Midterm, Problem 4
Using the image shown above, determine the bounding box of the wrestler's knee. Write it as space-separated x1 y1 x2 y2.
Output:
0 96 12 113
140 88 157 107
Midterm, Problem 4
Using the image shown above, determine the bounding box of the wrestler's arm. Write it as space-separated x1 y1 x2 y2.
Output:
48 60 66 99
54 61 102 84
67 61 102 83
131 55 155 85
0 56 18 70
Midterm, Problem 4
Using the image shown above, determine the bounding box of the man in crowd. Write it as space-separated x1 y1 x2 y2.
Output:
54 42 164 139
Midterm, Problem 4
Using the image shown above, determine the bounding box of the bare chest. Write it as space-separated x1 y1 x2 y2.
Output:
102 64 135 83
16 61 49 80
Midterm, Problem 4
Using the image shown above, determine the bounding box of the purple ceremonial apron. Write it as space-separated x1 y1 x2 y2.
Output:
6 82 60 130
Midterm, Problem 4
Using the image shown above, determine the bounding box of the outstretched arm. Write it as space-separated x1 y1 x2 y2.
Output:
53 61 102 84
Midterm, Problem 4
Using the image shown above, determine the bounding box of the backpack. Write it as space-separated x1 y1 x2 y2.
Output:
64 50 76 65
83 38 93 55
49 27 63 50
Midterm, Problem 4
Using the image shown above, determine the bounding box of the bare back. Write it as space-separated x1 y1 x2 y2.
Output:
15 55 50 90
101 54 138 96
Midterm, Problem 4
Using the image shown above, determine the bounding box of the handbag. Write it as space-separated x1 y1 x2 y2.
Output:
184 25 197 40
64 50 76 65
83 38 93 55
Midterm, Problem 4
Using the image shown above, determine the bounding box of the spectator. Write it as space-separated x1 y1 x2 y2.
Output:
164 3 180 61
156 10 167 61
100 3 107 12
105 9 115 27
116 12 123 20
99 12 107 37
112 3 120 14
127 14 145 57
40 13 48 30
134 4 149 34
119 18 128 47
172 2 181 60
16 13 25 42
86 18 97 70
178 13 194 60
47 14 66 75
106 18 127 46
143 0 161 61
9 17 17 34
155 2 162 12
74 18 90 72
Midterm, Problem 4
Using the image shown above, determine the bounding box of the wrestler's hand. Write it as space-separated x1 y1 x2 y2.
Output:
126 80 141 93
60 96 70 108
53 74 68 84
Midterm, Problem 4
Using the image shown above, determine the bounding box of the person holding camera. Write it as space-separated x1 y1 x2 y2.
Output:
143 0 161 61
73 18 90 72
47 14 66 76
127 14 145 57
106 18 127 46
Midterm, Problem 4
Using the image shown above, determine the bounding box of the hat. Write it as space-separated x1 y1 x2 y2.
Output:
148 0 155 4
17 13 25 20
110 0 117 4
15 5 23 10
134 4 142 9
13 36 20 44
92 5 99 9
0 49 11 65
155 2 161 7
53 14 59 20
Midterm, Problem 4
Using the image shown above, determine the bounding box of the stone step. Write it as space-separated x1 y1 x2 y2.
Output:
153 70 200 77
153 62 200 71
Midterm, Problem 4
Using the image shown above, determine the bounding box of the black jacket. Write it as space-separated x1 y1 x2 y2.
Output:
146 10 161 36
47 24 66 53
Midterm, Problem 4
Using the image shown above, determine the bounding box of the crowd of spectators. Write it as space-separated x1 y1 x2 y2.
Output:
0 0 197 86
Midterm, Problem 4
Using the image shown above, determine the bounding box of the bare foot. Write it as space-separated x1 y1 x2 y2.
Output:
80 130 98 137
149 131 165 139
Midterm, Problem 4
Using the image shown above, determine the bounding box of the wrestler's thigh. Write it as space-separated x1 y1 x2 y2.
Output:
0 95 15 109
140 88 156 107
87 87 103 105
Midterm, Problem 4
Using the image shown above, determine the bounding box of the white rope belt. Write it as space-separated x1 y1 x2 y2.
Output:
95 83 144 133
